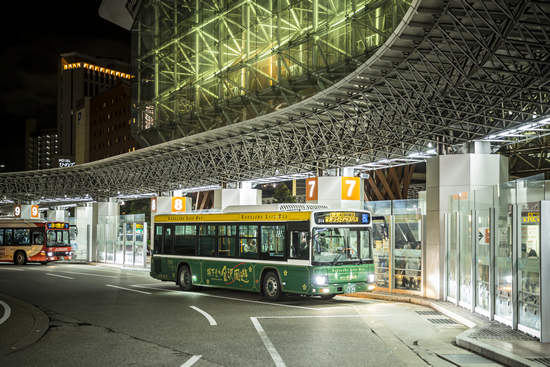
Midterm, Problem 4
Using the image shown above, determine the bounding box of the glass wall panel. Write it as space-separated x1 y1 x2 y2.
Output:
135 222 145 266
392 200 422 291
106 221 116 263
125 223 134 264
495 181 515 320
367 201 391 289
115 224 124 264
448 195 458 300
517 178 544 331
459 191 473 307
475 186 493 313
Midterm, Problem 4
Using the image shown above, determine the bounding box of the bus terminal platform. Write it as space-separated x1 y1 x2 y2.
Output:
1 262 549 366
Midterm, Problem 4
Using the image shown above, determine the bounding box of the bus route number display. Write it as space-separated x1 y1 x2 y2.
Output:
314 212 370 225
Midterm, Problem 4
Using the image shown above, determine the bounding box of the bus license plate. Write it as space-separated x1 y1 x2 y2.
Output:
345 285 356 293
60 257 64 260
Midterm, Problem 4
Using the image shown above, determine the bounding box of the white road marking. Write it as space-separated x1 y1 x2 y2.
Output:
251 317 286 367
0 267 24 271
190 306 217 326
180 355 202 367
106 284 151 294
28 268 119 278
130 284 322 311
0 301 11 325
251 315 378 367
46 273 74 279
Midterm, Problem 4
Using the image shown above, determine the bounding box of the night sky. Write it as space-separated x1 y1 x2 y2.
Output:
0 1 130 172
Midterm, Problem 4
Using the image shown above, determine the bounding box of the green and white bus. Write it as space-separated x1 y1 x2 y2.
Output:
150 204 376 301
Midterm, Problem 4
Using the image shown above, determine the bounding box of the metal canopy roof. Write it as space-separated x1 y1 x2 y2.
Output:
2 0 550 207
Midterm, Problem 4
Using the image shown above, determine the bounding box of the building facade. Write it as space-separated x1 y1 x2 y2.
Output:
58 52 132 162
25 119 58 171
89 81 139 161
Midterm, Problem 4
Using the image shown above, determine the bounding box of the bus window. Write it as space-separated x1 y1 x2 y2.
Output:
174 225 196 255
0 229 3 245
261 226 285 260
5 230 13 245
162 227 173 255
218 225 236 257
239 225 258 259
154 225 163 254
33 232 44 246
14 229 30 245
290 231 309 260
198 225 216 256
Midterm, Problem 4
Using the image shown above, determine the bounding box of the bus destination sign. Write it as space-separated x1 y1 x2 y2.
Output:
314 212 370 225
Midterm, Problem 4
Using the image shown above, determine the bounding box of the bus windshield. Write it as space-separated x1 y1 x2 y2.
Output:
47 230 69 247
313 227 371 264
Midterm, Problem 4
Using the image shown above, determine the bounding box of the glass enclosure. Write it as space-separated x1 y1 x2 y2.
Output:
132 0 413 146
365 198 425 294
96 214 147 267
446 174 546 338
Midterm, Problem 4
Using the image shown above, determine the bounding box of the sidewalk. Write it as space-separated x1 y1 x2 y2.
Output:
349 291 550 367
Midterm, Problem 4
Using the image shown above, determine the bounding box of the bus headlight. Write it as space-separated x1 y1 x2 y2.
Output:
47 252 53 257
368 273 375 283
314 276 327 286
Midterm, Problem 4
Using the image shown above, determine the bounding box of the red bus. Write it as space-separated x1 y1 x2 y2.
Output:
0 219 72 265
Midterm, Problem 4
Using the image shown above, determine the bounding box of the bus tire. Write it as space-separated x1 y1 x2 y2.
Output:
263 271 284 302
178 266 196 292
14 251 27 266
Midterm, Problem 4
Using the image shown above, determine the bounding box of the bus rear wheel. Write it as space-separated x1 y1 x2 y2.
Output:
178 266 196 292
14 251 27 265
263 271 284 302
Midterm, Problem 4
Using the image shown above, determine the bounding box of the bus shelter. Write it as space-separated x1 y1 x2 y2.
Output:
445 174 550 342
96 214 147 267
365 198 426 297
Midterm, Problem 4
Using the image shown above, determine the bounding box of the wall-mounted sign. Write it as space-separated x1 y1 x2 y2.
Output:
306 177 318 201
171 197 185 213
151 197 157 213
341 177 360 201
58 158 76 167
31 205 39 219
14 205 21 218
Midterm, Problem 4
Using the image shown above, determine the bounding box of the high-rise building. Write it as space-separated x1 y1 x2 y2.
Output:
57 52 131 163
89 80 139 161
25 119 58 171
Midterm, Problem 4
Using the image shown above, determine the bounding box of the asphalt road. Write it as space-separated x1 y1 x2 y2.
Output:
0 263 487 367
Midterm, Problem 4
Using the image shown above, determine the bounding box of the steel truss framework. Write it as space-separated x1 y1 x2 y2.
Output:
1 0 550 206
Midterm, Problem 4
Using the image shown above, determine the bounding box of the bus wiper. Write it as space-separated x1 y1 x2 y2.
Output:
332 253 342 265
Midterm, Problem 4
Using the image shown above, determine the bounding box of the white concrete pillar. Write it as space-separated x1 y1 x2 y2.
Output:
47 209 69 222
213 189 262 211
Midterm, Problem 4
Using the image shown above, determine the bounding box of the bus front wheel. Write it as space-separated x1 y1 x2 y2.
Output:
263 271 284 302
14 251 27 266
178 266 196 292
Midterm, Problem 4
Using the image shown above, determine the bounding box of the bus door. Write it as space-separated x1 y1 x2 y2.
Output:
288 222 310 261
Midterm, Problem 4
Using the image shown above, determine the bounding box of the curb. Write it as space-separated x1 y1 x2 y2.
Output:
0 294 49 357
349 292 539 367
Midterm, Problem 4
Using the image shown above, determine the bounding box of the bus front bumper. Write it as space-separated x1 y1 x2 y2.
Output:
311 282 376 295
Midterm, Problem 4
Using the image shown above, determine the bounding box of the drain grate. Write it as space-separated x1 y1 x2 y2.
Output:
427 318 458 324
469 323 537 341
416 311 441 316
528 357 550 366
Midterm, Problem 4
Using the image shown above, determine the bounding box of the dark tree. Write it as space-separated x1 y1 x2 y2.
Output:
273 183 296 203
